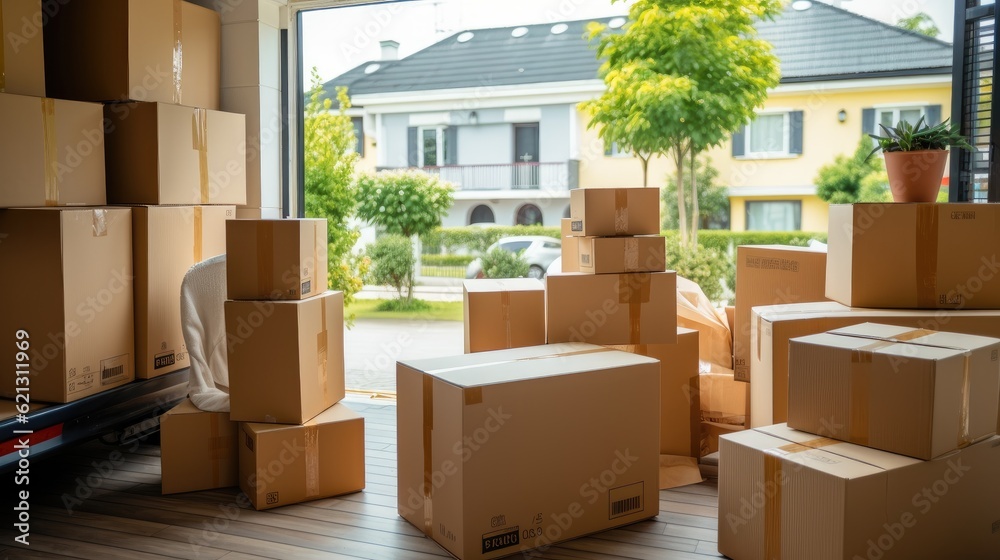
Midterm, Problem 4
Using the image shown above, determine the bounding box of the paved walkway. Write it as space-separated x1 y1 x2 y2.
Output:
344 317 463 392
357 276 463 302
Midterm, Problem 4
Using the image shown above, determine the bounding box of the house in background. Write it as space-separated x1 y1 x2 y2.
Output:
323 1 953 232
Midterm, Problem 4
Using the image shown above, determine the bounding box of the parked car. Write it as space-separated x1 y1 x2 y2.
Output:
465 236 562 280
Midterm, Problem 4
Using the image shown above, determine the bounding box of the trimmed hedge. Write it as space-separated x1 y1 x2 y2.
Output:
662 230 827 252
421 254 476 267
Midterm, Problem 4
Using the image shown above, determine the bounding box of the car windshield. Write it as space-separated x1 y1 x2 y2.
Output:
499 241 532 253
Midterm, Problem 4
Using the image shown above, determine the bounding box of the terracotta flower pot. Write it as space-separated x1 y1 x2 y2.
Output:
883 150 949 203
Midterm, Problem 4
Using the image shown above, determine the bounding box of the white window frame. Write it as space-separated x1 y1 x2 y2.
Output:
745 111 791 158
873 105 927 134
418 126 447 167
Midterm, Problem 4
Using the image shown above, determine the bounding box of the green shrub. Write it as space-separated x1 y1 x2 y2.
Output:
480 247 529 279
365 235 415 299
375 298 432 312
421 226 559 254
665 237 733 302
667 230 826 253
421 254 476 267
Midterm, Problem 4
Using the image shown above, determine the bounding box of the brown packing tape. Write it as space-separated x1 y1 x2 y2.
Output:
192 109 209 203
172 0 183 105
422 375 434 535
42 98 58 206
623 238 639 272
92 209 108 238
614 189 629 234
425 346 616 376
303 425 320 498
464 387 483 406
256 222 274 297
618 274 652 344
0 4 5 91
958 352 972 448
849 349 873 446
915 205 939 308
193 207 203 263
209 413 220 488
318 298 329 399
499 289 512 349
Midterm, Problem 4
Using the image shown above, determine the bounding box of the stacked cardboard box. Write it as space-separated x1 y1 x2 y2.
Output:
224 218 364 510
463 278 545 353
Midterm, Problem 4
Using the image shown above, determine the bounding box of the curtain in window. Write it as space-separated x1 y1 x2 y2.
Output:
746 201 801 231
749 114 784 153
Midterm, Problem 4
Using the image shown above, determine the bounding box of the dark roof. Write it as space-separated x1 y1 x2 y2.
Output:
323 2 952 98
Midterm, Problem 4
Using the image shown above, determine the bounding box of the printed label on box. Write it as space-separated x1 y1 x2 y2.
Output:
154 351 176 370
100 354 130 385
609 482 644 519
482 526 520 554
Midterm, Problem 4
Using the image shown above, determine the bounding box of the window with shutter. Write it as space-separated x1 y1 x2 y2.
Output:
736 111 801 158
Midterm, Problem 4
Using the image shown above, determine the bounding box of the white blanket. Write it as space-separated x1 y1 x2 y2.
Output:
180 254 231 412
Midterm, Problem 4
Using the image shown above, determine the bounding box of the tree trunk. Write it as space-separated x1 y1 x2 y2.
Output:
640 155 650 187
689 149 699 248
673 145 688 247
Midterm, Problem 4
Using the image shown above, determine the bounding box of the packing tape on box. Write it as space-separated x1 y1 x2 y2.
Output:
421 375 434 535
209 413 221 488
42 98 58 206
426 346 615 376
318 298 329 399
464 387 483 406
957 352 972 448
313 221 324 295
915 205 939 308
192 108 210 203
618 274 651 344
0 5 5 91
257 222 274 297
614 189 629 234
193 207 203 263
623 238 639 272
499 288 512 349
92 209 107 237
303 425 320 498
172 0 183 105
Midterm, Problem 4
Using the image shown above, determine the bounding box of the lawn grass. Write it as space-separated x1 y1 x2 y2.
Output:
346 298 463 322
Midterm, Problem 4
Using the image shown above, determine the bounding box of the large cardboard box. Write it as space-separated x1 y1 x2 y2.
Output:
788 323 1000 460
133 206 232 378
608 328 701 457
160 398 238 495
226 219 327 301
1 0 45 97
569 187 660 237
103 102 246 205
750 301 1000 428
0 93 105 208
577 235 666 274
546 271 677 345
463 278 544 353
719 424 1000 560
43 0 220 108
733 245 827 382
226 290 345 424
0 208 134 402
239 403 365 510
828 203 1000 309
397 343 660 560
700 371 747 426
560 218 579 273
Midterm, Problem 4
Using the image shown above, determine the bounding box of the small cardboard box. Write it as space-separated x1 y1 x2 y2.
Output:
750 302 1000 428
569 187 660 236
577 235 666 274
719 424 1000 560
160 398 238 495
1 0 46 97
103 102 246 205
0 208 134 402
463 278 544 353
700 371 747 426
0 93 105 208
560 218 579 273
239 403 365 510
828 203 1000 309
733 245 827 381
788 323 1000 460
43 0 220 108
226 219 327 301
700 421 744 456
226 290 345 424
133 206 232 378
546 271 677 345
608 328 701 457
397 343 660 560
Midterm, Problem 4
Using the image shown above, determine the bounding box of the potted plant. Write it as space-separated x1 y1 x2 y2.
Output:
866 117 973 203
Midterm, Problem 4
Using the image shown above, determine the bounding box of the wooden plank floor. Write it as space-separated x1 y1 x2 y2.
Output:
0 397 725 560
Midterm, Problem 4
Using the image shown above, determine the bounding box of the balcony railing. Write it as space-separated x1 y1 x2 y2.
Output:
380 161 579 191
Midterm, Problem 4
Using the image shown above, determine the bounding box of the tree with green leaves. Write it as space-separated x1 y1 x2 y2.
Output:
303 68 368 322
355 169 454 302
661 157 730 230
815 137 885 204
897 12 940 38
581 0 781 248
365 234 415 300
480 247 530 279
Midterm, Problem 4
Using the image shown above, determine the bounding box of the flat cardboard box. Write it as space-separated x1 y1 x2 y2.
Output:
700 421 744 456
133 206 232 378
226 219 327 301
719 424 1000 560
0 208 134 402
569 187 660 236
463 278 544 353
733 245 827 381
546 271 677 345
104 102 246 205
788 323 1000 460
828 203 1000 309
577 235 666 274
226 291 345 424
43 0 220 108
750 301 1000 428
608 328 701 457
0 93 105 208
160 398 238 494
397 343 660 560
560 218 579 273
1 0 45 96
239 403 365 510
700 371 747 426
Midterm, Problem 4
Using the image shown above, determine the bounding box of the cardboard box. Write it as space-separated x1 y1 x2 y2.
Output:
733 245 827 381
463 278 544 353
1 0 45 97
700 371 747 426
546 271 677 345
0 208 134 403
103 102 246 205
577 235 666 274
239 403 365 510
569 187 660 236
828 203 1000 309
160 398 238 494
750 301 1000 428
133 206 232 378
226 290 345 424
700 421 743 456
0 93 106 208
0 399 45 421
560 218 579 273
226 219 327 301
43 0 220 108
788 323 1000 460
719 424 1000 560
608 328 701 457
397 343 660 560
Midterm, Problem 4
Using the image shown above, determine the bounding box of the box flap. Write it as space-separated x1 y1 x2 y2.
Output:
244 402 362 435
828 322 1000 353
752 424 922 472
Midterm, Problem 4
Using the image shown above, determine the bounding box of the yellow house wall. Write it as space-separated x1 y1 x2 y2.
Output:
730 195 829 233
